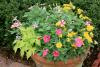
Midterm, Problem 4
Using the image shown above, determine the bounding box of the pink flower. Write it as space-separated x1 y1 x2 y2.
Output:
11 20 21 28
60 20 65 27
42 49 49 57
53 50 59 57
85 21 92 26
43 35 51 43
56 29 62 36
75 37 83 47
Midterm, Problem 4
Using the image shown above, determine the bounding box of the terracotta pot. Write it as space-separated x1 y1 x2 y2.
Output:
32 53 87 67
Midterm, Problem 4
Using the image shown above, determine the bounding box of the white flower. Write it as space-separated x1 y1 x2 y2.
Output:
32 23 38 29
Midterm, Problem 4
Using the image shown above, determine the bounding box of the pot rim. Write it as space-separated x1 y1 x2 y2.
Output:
32 54 82 65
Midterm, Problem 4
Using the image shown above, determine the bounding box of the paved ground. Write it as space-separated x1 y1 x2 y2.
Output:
0 55 32 67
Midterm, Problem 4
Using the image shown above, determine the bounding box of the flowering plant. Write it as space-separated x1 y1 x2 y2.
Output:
12 2 96 62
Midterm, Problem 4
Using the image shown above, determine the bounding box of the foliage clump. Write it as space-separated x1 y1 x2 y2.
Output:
12 2 96 62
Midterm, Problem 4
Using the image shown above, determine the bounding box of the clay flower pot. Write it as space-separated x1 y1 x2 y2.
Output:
32 54 87 67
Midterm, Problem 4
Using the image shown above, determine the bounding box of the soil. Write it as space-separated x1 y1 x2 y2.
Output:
0 45 99 67
82 45 100 67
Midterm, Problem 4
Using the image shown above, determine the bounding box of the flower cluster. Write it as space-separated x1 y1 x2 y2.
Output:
41 19 94 58
77 8 92 21
12 2 96 61
39 2 95 59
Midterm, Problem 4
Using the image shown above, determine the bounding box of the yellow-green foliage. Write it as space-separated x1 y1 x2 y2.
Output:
13 26 40 59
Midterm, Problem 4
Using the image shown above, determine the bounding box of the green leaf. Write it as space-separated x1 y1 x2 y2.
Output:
35 39 41 46
13 45 18 53
26 48 36 59
20 48 25 57
38 28 44 32
38 51 43 56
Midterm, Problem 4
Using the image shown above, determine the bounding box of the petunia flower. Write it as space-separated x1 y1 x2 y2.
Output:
56 29 62 36
53 50 59 57
42 49 49 57
75 37 83 47
43 35 51 43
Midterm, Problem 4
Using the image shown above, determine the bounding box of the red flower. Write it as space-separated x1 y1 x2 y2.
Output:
43 35 51 43
42 49 49 57
75 37 83 47
56 29 62 35
53 50 59 57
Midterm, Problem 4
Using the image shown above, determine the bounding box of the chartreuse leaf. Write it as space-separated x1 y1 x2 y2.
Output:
35 39 41 46
13 26 41 59
13 45 18 53
20 47 25 57
26 48 36 59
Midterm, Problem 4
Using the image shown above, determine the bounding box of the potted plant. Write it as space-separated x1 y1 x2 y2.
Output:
12 2 95 67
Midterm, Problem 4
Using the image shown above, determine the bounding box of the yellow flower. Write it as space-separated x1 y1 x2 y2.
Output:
63 2 75 11
87 37 93 43
86 25 94 31
67 33 73 37
79 14 84 19
84 32 89 38
77 8 83 14
79 14 92 21
56 42 62 48
71 32 77 35
67 31 77 37
63 4 70 7
56 21 60 26
83 16 92 21
69 2 75 9
63 7 72 11
66 38 71 42
84 32 93 43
